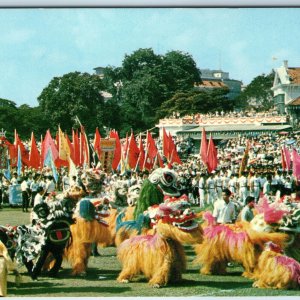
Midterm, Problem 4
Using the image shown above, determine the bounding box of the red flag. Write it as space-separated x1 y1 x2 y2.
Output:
292 148 300 183
93 127 101 159
156 152 165 168
200 127 208 166
41 130 59 165
206 135 218 173
29 132 41 169
72 129 80 166
143 131 158 171
283 146 291 171
136 134 145 171
168 135 182 165
162 127 170 160
127 132 140 169
110 130 121 170
14 129 29 161
281 147 287 170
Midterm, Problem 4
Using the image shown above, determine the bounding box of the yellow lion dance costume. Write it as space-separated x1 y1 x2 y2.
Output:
251 242 300 289
65 198 111 276
194 211 288 277
0 241 20 297
117 198 203 287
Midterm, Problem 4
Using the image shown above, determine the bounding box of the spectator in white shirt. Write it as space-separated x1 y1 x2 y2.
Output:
21 177 29 212
213 188 236 224
30 175 40 207
10 172 19 185
34 186 45 207
44 176 55 197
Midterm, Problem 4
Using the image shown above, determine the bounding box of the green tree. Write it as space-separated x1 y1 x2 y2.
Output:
235 72 275 111
17 105 48 139
157 88 232 118
102 48 201 135
0 98 19 140
38 72 106 134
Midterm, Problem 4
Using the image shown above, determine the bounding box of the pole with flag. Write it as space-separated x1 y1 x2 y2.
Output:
239 139 250 177
4 149 11 181
200 127 208 167
44 148 59 183
17 145 22 176
206 134 218 174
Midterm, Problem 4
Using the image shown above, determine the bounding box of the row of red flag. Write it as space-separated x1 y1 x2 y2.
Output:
5 127 183 172
199 127 218 173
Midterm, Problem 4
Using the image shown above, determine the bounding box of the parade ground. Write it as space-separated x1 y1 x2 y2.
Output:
1 207 300 297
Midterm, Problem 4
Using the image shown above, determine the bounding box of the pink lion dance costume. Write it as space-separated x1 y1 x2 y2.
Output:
194 209 288 277
252 242 300 289
117 197 203 288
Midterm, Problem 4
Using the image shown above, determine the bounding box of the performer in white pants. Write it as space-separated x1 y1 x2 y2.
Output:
250 172 260 203
238 172 248 205
198 173 206 208
206 174 216 205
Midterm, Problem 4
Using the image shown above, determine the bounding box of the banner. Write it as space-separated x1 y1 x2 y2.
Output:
100 138 116 172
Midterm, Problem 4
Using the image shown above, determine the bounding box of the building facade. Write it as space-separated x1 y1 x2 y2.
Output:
196 69 243 100
272 60 300 126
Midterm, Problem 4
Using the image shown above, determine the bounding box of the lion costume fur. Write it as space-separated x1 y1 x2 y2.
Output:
194 211 288 277
0 241 20 297
65 198 112 275
117 200 203 288
251 242 300 289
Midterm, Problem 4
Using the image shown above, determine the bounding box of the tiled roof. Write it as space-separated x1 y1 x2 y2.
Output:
288 96 300 106
195 80 227 88
287 68 300 84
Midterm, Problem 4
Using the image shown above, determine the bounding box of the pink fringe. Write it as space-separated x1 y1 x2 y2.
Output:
204 224 248 251
118 234 159 252
203 211 216 226
276 255 300 284
255 197 288 224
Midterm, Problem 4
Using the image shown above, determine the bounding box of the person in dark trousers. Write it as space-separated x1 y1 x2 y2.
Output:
21 176 29 212
31 243 65 279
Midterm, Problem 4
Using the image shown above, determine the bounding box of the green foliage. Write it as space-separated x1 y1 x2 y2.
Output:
38 72 106 134
235 72 275 111
157 88 232 118
103 48 201 135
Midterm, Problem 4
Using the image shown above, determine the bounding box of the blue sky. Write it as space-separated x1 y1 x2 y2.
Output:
1 8 300 107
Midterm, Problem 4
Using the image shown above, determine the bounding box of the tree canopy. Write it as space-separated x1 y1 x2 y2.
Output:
38 72 107 133
157 88 232 118
234 72 275 111
102 48 201 135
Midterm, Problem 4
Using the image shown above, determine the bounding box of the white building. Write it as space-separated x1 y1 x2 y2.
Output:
272 60 300 122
